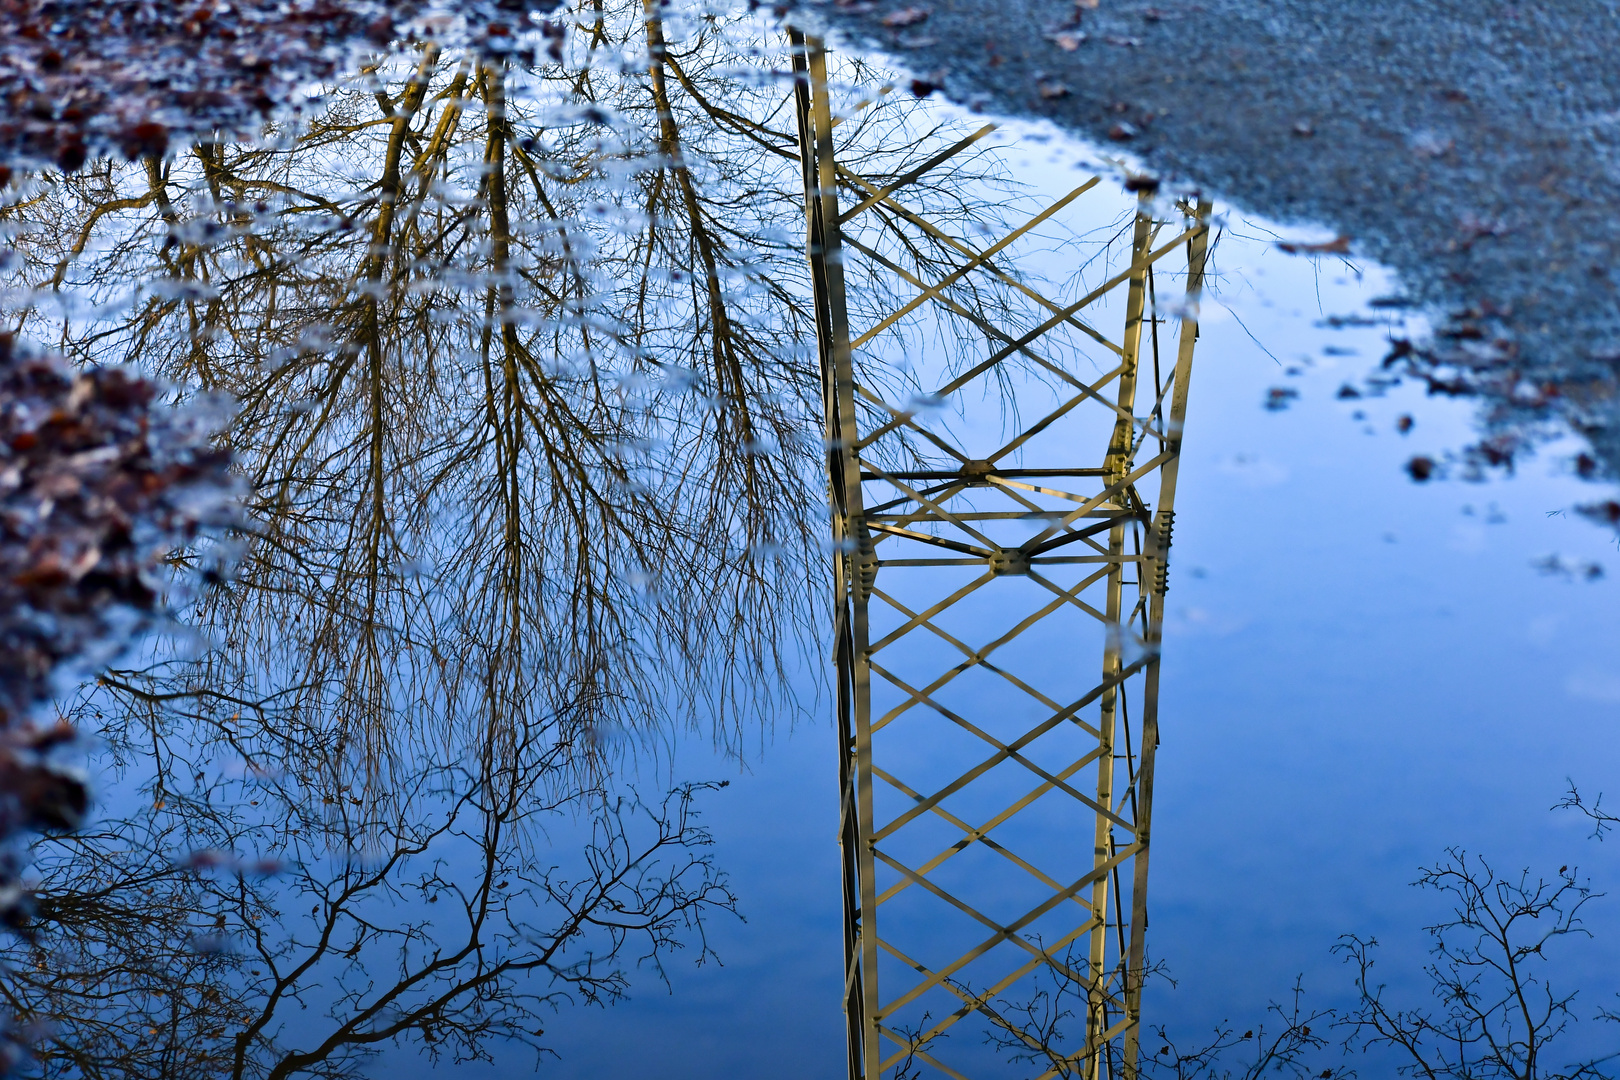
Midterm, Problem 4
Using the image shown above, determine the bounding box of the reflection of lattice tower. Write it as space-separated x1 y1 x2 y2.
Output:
790 35 1213 1080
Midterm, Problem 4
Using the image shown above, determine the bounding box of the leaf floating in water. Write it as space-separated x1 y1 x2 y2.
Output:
1277 235 1353 256
1578 500 1620 526
1533 554 1606 580
1264 387 1300 411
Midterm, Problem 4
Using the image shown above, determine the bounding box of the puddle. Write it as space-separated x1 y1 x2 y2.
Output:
1 5 1617 1078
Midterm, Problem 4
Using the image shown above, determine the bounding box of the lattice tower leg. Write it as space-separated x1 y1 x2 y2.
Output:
792 35 1212 1080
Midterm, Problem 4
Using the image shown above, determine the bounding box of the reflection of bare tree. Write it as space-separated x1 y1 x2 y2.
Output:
945 947 1344 1080
2 693 736 1078
1337 849 1619 1080
0 10 1030 1069
1141 981 1346 1080
1 2 1002 773
970 848 1618 1080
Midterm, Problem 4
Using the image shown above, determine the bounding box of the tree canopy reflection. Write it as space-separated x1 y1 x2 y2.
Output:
5 696 736 1077
0 0 1020 1070
3 0 1000 763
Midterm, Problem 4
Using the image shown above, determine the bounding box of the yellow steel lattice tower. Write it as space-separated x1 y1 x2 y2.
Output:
790 35 1213 1080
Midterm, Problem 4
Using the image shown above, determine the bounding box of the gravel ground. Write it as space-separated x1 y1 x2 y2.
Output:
0 0 563 174
793 0 1620 483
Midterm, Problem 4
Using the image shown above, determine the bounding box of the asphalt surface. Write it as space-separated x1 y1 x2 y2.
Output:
792 0 1620 478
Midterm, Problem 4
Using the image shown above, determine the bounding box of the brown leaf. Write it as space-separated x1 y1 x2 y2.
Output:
1579 500 1620 525
881 6 930 26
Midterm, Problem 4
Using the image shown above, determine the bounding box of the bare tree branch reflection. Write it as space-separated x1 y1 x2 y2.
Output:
1337 850 1619 1080
2 691 736 1077
0 9 1044 1070
1 1 1016 771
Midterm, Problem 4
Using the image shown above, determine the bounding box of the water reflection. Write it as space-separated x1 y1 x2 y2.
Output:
4 2 1618 1076
6 696 734 1076
5 22 831 763
0 6 1046 1073
0 6 1051 763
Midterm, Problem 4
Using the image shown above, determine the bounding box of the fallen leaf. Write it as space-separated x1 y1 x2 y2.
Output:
1578 500 1620 525
1044 30 1087 50
1292 119 1315 137
1276 235 1352 255
881 6 929 27
1038 81 1071 99
1108 122 1138 141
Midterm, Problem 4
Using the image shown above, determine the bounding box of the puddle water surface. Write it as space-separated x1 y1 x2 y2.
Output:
1 7 1617 1079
